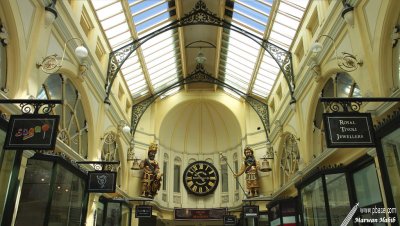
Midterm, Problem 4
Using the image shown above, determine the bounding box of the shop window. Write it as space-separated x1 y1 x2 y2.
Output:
95 202 104 226
280 134 300 186
352 163 385 221
37 74 88 158
381 128 400 221
101 132 121 187
301 177 326 225
15 158 87 226
0 126 16 224
325 173 352 225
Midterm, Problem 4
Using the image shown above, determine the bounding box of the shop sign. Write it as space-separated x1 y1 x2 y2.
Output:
323 112 375 148
243 205 259 218
135 205 152 218
87 171 117 193
223 215 237 225
174 208 227 220
4 114 59 150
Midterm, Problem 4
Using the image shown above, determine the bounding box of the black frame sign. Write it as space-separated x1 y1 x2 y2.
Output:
223 215 237 225
4 114 59 150
135 205 152 218
87 171 117 193
243 205 259 218
323 112 375 148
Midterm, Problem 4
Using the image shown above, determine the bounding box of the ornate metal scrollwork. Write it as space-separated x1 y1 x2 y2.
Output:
130 64 270 138
179 0 223 26
326 100 362 112
76 161 120 172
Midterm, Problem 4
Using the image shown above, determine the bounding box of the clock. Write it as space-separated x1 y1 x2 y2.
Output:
183 161 219 196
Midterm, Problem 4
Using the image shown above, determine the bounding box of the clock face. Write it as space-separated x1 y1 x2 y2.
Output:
183 161 219 196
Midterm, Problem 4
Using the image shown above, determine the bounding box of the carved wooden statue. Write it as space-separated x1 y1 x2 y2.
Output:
234 146 260 197
139 143 162 198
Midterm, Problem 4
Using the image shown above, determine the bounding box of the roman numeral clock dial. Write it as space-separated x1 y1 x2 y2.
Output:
183 161 219 196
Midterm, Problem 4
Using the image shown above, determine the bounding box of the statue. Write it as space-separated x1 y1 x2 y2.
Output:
234 146 260 197
139 143 162 198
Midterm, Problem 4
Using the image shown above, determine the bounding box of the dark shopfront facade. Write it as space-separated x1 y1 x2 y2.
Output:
296 111 400 226
0 115 134 226
0 116 89 226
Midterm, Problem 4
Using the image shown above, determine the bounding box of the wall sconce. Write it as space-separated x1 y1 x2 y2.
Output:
118 120 132 134
44 0 58 26
392 25 400 47
37 37 88 74
310 34 362 72
341 1 354 27
260 140 274 172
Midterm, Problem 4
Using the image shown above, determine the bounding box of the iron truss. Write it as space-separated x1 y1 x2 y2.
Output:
129 64 270 139
104 0 295 104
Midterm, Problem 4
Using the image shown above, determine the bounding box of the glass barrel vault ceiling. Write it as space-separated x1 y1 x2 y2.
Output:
89 0 309 100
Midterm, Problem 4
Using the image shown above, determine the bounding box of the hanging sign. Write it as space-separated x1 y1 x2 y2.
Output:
4 114 59 150
323 112 375 148
87 171 117 193
135 205 152 218
223 215 237 225
243 205 259 218
174 208 227 220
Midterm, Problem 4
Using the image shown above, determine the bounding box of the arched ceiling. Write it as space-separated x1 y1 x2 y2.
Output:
89 0 310 100
159 99 241 154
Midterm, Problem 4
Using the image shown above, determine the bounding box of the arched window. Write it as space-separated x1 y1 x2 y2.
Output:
313 73 361 155
173 157 181 193
37 74 88 158
101 132 121 187
393 17 400 90
162 153 168 191
0 24 7 92
280 134 300 187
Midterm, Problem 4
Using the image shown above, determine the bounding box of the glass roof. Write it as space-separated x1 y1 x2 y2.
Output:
89 0 309 101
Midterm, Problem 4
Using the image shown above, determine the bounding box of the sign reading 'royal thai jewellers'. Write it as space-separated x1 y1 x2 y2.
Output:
323 112 375 148
4 114 59 150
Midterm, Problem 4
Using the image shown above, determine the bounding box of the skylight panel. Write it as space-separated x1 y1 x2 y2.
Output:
130 1 171 34
101 14 126 30
95 2 122 21
251 49 282 98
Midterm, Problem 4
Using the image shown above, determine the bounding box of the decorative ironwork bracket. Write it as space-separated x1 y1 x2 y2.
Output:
75 161 120 171
104 0 295 104
129 64 269 139
320 97 400 113
127 64 270 163
0 99 62 115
